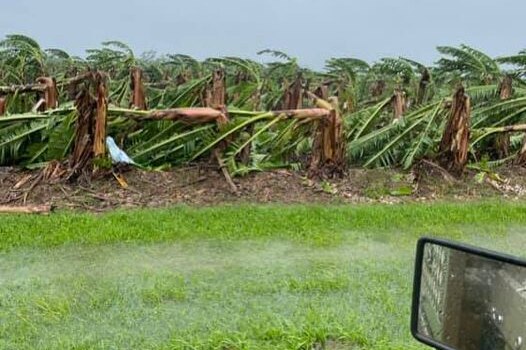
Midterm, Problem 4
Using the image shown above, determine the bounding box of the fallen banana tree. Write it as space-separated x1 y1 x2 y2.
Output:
114 101 345 178
0 78 59 115
472 123 526 165
0 204 52 214
0 82 48 94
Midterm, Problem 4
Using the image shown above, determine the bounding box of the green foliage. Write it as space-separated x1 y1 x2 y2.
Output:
435 45 502 84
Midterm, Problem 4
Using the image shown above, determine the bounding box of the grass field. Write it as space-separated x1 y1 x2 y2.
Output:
1 201 526 349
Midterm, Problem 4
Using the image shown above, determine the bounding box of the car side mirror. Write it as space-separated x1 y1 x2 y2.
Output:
411 237 526 350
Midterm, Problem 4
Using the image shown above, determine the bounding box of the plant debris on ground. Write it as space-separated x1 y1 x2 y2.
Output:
2 164 526 211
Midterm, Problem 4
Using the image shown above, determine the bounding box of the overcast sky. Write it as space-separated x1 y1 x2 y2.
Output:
1 0 524 68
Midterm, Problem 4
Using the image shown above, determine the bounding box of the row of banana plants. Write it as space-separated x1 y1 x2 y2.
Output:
2 34 526 175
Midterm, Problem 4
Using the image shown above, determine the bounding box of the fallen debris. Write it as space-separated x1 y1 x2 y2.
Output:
0 204 53 214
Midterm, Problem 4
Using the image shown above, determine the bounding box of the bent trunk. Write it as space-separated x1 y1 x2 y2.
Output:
144 107 228 124
0 83 46 94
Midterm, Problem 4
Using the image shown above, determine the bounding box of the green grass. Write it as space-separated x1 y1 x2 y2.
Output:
1 201 526 349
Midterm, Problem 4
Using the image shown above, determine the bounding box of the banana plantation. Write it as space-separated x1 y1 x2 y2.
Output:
2 34 526 187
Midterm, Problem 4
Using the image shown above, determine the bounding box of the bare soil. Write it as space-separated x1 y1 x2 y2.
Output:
1 162 526 211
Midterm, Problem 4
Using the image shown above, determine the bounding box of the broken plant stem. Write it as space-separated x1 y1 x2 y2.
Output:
0 204 53 214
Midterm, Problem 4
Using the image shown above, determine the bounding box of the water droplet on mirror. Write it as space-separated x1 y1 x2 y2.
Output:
515 336 523 349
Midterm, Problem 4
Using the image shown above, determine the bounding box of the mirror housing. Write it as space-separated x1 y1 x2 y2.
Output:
411 237 526 350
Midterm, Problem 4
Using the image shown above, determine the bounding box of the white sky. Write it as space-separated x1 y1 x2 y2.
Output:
1 0 524 68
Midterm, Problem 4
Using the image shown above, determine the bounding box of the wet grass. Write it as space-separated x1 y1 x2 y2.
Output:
2 200 526 250
1 201 526 349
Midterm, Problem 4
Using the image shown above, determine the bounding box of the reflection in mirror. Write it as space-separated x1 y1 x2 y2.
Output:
417 243 526 350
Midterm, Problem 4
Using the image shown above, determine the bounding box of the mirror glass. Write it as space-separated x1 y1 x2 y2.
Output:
416 242 526 350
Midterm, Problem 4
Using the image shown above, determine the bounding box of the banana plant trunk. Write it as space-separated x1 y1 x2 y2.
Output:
239 90 261 165
416 68 430 104
439 86 471 175
281 75 303 110
314 84 329 100
142 108 228 124
94 77 107 159
308 96 346 178
496 75 512 158
36 77 59 111
0 83 47 94
205 69 237 193
68 72 107 179
0 96 5 115
370 80 386 98
392 88 406 120
206 69 226 110
517 128 526 164
130 67 147 110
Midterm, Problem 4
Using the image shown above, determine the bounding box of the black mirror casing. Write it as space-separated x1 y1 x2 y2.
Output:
411 237 526 350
